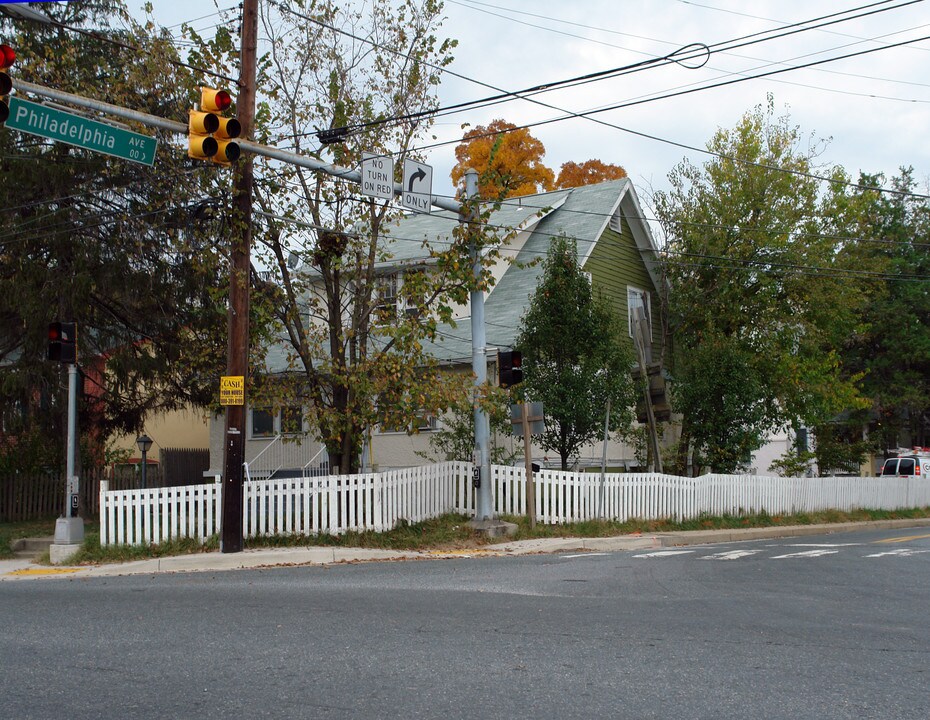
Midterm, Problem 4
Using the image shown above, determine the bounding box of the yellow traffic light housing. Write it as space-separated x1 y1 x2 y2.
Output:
188 86 241 164
188 110 219 159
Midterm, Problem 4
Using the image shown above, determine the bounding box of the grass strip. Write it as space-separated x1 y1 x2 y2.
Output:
6 506 930 565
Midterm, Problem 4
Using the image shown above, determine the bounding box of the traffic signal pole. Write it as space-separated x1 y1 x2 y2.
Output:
220 0 258 553
464 169 493 521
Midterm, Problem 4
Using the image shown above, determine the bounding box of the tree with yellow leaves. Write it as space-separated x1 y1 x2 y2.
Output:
451 120 628 199
450 119 555 200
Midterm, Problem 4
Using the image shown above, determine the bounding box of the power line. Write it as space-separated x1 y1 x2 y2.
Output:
265 0 930 201
277 0 921 139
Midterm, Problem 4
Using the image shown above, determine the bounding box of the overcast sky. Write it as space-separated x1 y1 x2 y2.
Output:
145 0 930 210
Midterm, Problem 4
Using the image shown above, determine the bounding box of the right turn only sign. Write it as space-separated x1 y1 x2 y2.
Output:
402 158 432 213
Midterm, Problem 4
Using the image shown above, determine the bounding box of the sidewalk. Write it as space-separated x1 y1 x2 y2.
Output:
3 517 930 582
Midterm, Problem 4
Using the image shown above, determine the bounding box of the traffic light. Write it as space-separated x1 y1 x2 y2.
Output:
498 350 523 388
48 322 77 364
0 44 15 125
188 87 241 164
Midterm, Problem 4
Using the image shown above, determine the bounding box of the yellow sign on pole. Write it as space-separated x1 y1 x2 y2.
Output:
220 376 245 406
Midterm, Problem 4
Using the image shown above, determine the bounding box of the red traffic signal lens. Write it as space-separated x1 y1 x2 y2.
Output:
48 322 62 341
0 44 15 71
512 351 522 368
214 90 231 111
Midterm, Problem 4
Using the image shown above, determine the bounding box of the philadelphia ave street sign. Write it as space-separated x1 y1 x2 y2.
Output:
5 96 158 166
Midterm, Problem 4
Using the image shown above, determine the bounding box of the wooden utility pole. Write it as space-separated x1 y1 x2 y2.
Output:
221 0 259 553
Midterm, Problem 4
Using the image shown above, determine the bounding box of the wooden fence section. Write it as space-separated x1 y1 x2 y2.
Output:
0 473 104 521
160 448 210 486
98 463 930 547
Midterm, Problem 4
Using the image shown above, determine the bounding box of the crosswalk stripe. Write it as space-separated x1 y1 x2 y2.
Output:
865 548 930 557
770 549 839 559
698 550 762 560
633 550 695 558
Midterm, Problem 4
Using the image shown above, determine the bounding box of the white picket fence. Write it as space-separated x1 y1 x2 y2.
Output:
98 463 930 547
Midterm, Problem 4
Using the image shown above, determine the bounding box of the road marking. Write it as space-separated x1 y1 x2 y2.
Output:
561 552 609 559
699 550 762 561
633 550 695 558
865 548 930 558
781 543 861 548
874 533 930 544
771 549 839 559
5 568 82 576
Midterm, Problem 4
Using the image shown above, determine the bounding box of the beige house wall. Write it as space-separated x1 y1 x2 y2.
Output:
110 406 211 461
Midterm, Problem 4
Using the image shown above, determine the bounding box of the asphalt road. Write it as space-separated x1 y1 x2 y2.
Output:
2 526 928 719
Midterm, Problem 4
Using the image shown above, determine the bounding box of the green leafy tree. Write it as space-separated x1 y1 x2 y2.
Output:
0 1 230 470
515 236 636 469
417 383 519 465
821 168 930 451
654 98 868 473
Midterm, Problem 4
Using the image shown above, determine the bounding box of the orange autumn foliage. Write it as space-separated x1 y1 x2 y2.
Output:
555 159 627 188
451 119 628 199
451 119 555 200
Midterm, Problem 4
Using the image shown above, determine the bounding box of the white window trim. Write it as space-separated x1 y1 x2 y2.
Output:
249 407 276 439
627 286 652 341
378 410 440 435
249 405 305 438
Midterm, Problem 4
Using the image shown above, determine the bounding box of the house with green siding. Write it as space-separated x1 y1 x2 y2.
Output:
206 178 669 476
369 177 668 471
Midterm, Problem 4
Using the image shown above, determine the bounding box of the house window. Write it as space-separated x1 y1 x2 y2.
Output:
627 286 652 340
375 273 398 323
251 406 305 437
251 408 275 438
281 406 303 435
379 409 438 434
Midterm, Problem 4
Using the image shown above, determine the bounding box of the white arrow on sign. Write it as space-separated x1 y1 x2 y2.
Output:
402 158 432 214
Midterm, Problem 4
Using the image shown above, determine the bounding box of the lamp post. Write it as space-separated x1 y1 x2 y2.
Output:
136 434 153 489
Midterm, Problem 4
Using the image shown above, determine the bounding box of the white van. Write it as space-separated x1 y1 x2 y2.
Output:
879 449 930 479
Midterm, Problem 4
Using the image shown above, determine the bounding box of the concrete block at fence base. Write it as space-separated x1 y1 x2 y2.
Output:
468 518 518 538
53 517 84 545
49 542 82 565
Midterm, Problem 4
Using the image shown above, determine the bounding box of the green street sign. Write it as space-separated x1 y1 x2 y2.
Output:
5 95 158 166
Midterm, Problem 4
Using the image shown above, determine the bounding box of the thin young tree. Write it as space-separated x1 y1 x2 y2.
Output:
515 235 636 469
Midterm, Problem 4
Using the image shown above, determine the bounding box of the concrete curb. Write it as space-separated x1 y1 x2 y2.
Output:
3 517 930 582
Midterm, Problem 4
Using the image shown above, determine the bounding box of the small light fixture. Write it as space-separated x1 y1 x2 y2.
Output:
136 434 153 490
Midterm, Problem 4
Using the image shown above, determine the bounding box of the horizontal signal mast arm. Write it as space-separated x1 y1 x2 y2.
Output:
11 79 461 213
